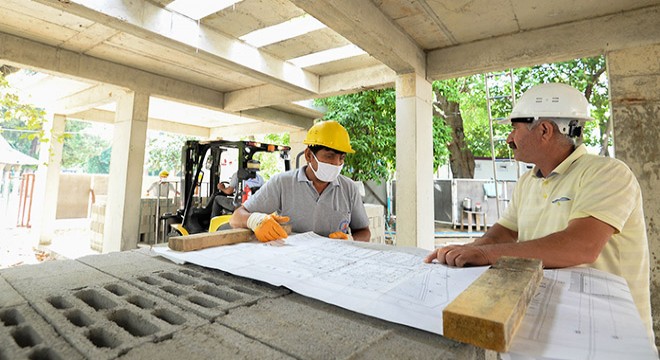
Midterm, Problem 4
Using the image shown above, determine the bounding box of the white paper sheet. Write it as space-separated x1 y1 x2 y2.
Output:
155 232 487 334
504 267 657 360
154 233 657 359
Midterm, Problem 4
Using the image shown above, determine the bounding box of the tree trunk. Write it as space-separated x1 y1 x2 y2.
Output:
433 90 475 178
583 65 609 156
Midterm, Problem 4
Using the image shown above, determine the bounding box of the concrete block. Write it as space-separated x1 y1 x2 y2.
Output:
27 281 207 359
364 203 385 244
77 249 183 277
98 254 289 320
217 294 481 359
1 259 117 296
0 275 25 308
0 304 84 360
120 323 294 360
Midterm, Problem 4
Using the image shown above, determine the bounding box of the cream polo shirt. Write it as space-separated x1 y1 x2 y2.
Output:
498 145 653 339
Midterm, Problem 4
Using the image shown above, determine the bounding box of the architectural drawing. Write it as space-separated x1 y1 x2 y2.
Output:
155 233 656 359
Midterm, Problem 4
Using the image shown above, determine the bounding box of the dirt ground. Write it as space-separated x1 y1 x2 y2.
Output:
0 219 99 270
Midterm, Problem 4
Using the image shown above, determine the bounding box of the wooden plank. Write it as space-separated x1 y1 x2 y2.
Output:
168 225 292 252
442 256 543 352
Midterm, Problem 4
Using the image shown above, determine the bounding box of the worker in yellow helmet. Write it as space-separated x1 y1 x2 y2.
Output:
230 120 371 243
146 170 178 198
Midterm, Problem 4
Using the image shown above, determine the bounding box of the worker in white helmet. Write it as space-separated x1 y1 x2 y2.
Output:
230 120 370 243
424 83 654 341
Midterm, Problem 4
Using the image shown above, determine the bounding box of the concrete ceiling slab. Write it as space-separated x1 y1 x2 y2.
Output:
0 0 658 137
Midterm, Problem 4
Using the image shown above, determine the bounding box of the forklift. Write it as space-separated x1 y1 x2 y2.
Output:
165 139 291 237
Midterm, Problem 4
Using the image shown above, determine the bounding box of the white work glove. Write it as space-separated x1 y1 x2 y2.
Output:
247 212 289 242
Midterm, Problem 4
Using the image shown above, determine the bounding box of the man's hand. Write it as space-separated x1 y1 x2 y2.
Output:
424 245 491 267
328 231 351 240
247 212 290 242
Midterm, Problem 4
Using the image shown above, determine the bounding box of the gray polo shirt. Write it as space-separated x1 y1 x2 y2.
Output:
243 166 369 237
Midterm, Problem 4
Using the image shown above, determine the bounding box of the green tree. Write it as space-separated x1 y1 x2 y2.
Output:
0 72 48 158
252 132 290 180
62 120 112 171
86 147 112 174
317 89 451 183
146 131 195 176
437 56 609 178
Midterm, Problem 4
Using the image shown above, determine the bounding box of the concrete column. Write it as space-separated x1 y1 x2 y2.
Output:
395 73 434 250
31 113 66 246
606 42 660 345
289 128 309 169
103 91 149 252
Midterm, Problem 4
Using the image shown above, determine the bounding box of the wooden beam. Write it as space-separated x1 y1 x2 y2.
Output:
442 257 543 352
168 225 292 252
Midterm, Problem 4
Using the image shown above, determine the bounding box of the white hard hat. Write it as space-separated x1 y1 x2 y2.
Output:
502 83 594 124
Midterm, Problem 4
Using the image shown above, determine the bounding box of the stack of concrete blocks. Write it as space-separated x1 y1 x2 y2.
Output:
140 198 179 244
138 199 158 244
88 198 177 250
89 203 105 252
364 203 385 244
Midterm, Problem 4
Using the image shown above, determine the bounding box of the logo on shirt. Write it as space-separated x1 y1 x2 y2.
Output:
338 219 350 233
551 196 571 204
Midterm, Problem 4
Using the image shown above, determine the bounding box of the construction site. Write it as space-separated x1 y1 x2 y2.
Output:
1 0 659 358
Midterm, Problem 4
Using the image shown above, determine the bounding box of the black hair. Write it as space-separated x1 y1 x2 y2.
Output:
308 145 345 155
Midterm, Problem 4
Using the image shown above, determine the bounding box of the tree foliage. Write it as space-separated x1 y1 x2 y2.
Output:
86 147 112 174
0 73 47 158
317 89 451 183
62 120 112 172
315 56 609 181
145 131 195 176
251 132 290 180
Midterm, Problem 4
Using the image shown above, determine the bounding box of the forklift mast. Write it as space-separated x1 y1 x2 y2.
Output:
177 139 291 235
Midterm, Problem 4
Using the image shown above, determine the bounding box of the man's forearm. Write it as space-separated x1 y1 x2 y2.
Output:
229 206 251 229
470 223 517 246
351 227 371 242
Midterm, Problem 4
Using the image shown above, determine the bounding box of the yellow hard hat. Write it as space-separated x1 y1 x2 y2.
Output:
303 120 355 154
159 170 169 177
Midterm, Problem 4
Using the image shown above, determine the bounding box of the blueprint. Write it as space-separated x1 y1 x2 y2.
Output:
154 232 657 359
154 232 487 334
504 267 657 360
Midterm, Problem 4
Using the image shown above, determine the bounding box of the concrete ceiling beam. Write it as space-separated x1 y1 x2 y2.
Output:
239 107 314 130
32 0 319 96
0 31 225 113
224 65 396 112
209 122 299 140
69 108 211 138
55 84 127 115
290 0 425 75
427 5 660 80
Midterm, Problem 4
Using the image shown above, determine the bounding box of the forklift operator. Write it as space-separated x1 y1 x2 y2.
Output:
230 120 371 243
211 160 264 217
218 159 264 196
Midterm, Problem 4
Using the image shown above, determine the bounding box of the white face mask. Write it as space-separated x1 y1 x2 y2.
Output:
311 152 343 182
